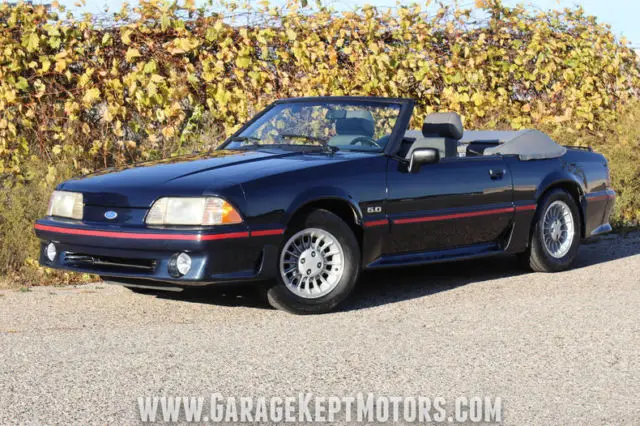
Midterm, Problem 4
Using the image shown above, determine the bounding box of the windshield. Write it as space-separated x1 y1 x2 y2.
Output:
225 100 403 152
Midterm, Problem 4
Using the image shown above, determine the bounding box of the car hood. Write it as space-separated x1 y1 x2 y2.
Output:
59 148 354 207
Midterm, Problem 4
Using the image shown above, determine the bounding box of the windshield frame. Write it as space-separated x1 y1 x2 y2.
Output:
217 96 415 156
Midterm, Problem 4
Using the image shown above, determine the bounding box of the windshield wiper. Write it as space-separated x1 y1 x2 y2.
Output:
279 133 338 153
230 136 262 146
321 145 339 153
279 133 328 144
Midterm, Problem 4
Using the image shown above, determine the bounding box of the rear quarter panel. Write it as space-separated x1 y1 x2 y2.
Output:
506 149 613 252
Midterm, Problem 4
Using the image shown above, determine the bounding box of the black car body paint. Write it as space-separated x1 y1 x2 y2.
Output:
35 97 615 288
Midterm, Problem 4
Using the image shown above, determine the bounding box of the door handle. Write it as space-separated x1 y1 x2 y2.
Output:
489 169 505 180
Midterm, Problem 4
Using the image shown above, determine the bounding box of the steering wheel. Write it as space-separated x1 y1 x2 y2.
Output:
349 136 382 149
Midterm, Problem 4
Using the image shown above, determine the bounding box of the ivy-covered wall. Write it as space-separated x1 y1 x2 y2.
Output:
0 0 638 285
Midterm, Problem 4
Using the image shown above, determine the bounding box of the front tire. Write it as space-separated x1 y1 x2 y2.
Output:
266 209 361 314
521 189 581 272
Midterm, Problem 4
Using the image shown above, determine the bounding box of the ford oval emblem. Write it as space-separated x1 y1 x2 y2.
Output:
104 211 118 220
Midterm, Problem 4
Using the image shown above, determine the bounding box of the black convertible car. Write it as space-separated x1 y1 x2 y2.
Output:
35 97 615 314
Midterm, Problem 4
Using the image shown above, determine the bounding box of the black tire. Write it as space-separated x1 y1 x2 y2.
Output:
520 189 581 272
266 209 361 314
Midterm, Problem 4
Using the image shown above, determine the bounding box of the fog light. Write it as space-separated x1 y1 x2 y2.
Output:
176 253 192 275
45 243 57 262
169 252 192 277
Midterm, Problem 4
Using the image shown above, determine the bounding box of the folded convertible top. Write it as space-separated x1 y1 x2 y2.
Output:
459 129 567 161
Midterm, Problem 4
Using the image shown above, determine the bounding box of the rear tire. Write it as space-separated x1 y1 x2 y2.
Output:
521 189 581 272
266 209 361 314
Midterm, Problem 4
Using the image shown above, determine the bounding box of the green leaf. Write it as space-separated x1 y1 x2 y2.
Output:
23 33 40 52
143 61 157 74
236 56 251 68
16 77 29 91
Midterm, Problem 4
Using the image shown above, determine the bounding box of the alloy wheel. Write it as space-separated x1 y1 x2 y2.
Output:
279 228 345 299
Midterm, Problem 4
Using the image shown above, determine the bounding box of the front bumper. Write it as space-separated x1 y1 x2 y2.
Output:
35 219 284 286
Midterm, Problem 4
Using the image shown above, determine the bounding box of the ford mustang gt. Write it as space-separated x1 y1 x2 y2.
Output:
35 97 615 314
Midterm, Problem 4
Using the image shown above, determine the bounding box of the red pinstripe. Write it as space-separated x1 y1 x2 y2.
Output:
586 190 616 202
586 195 613 202
363 219 389 228
515 204 537 212
34 223 285 240
251 229 285 237
393 207 515 225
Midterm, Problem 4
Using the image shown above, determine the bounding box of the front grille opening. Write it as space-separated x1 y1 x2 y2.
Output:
64 252 157 272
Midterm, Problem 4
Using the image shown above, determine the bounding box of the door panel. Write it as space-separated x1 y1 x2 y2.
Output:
385 156 514 254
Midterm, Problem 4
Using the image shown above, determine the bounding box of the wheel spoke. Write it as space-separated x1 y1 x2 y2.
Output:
285 249 299 259
279 227 345 299
284 265 297 274
541 200 575 259
317 276 329 290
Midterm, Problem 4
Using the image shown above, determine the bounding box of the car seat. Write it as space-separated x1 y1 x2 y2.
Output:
404 112 462 160
328 110 375 146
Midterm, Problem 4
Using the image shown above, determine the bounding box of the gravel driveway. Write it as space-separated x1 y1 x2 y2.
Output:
1 232 639 425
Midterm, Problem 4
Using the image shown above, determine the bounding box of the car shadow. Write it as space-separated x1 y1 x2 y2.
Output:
152 283 271 310
347 255 524 312
148 233 640 312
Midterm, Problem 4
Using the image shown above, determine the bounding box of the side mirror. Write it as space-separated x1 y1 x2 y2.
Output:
409 148 439 173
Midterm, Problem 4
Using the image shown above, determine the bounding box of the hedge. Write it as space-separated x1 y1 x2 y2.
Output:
0 0 638 285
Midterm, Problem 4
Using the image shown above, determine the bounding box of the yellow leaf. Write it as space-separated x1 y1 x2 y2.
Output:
167 38 200 55
236 56 251 68
114 120 124 137
24 33 40 52
162 126 175 138
55 59 67 73
5 90 17 103
101 33 112 46
125 48 141 62
472 92 484 107
82 88 100 105
147 82 157 96
121 28 133 45
45 166 57 185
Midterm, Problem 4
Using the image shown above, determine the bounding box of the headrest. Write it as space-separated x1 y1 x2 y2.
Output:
335 110 375 137
422 112 463 140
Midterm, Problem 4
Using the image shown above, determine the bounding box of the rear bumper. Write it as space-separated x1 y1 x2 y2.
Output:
584 189 616 238
589 223 612 237
35 219 284 285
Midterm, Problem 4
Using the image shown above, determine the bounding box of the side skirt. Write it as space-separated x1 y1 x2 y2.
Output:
365 242 504 270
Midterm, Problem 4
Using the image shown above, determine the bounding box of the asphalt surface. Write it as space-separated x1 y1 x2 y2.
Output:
1 232 639 425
